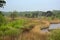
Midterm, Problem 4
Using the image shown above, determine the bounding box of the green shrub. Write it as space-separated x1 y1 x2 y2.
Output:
0 11 7 26
0 19 28 37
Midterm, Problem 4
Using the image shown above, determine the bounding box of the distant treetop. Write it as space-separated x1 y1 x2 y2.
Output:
0 0 6 7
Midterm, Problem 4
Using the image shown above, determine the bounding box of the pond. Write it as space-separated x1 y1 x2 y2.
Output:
41 23 60 32
49 23 60 30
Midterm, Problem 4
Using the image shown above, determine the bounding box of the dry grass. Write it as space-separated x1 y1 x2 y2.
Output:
50 18 60 24
1 17 51 40
18 18 50 40
18 31 50 40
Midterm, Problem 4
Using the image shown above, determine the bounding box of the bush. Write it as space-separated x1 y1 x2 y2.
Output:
0 19 27 36
0 12 6 26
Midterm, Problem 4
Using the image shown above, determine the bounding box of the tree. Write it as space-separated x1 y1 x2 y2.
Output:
31 12 39 18
42 11 54 17
41 12 46 16
0 0 6 7
53 10 60 19
10 11 18 20
0 11 4 16
46 11 53 17
25 14 30 18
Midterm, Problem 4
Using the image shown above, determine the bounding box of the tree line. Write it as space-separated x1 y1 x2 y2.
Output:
2 10 60 18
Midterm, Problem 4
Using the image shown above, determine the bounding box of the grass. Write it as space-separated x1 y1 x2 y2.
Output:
0 18 30 40
0 17 60 40
49 29 60 40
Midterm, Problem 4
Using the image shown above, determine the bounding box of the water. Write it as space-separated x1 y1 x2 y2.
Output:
41 29 49 32
49 23 60 29
41 23 60 32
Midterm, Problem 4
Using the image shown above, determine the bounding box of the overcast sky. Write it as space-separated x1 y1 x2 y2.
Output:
0 0 60 12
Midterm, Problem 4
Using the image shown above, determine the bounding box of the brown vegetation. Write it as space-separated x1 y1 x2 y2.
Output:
1 18 57 40
18 18 50 40
50 19 60 24
18 24 50 40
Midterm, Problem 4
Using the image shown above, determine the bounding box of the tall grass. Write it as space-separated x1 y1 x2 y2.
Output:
0 19 29 40
49 29 60 40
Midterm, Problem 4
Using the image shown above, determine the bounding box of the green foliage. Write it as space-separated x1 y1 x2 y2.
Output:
49 29 60 40
24 11 39 18
0 25 11 37
55 13 60 19
0 31 3 36
10 11 18 20
4 28 20 36
7 19 26 28
1 10 60 19
2 10 60 19
52 10 60 19
0 11 6 26
0 19 28 37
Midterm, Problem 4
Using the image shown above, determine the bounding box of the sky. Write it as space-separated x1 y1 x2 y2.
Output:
0 0 60 12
